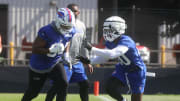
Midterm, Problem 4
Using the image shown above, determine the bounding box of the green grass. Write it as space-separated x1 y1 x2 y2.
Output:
0 93 180 101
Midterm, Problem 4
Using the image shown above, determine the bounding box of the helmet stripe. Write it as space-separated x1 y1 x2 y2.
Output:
66 8 72 22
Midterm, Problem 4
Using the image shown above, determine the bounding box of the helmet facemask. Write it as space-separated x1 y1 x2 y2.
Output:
103 26 121 42
103 16 126 42
59 23 73 34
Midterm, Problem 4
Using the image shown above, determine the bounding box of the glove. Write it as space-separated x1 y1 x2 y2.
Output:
83 40 92 51
76 55 90 64
63 52 72 70
47 43 64 57
49 43 64 54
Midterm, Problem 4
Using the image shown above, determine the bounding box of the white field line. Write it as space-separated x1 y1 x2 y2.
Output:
97 95 113 101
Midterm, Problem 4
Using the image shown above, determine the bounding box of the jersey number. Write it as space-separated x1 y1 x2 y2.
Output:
117 54 131 65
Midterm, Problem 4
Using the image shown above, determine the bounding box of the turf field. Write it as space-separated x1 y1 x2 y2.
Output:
0 93 180 101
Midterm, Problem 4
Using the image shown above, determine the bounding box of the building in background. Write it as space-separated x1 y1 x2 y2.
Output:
0 0 98 63
98 0 180 64
1 0 180 65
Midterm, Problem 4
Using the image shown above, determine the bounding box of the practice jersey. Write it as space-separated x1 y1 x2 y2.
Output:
69 19 89 64
75 19 86 34
30 23 76 73
105 35 146 71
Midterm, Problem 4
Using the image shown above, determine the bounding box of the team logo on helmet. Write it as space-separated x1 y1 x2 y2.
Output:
57 11 65 19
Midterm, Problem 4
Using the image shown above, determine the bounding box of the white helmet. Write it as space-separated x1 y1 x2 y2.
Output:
103 16 126 42
55 8 75 35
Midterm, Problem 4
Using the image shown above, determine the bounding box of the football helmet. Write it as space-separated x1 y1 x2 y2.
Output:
55 8 75 35
103 16 126 42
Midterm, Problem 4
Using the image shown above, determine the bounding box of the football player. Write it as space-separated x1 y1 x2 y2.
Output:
21 8 75 101
82 16 147 101
45 4 93 101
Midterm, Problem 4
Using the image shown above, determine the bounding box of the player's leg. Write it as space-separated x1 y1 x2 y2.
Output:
45 64 72 101
71 62 89 101
21 69 47 101
131 93 143 101
45 84 56 101
106 65 128 101
78 80 89 101
128 69 146 101
105 76 125 101
46 62 68 101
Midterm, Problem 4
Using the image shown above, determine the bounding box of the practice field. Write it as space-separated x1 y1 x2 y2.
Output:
0 93 180 101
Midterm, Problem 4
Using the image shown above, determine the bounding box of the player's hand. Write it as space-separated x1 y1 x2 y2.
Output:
87 64 93 74
83 40 92 51
47 43 64 57
76 55 90 64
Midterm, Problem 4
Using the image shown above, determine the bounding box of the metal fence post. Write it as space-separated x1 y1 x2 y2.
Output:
161 45 165 68
10 42 14 66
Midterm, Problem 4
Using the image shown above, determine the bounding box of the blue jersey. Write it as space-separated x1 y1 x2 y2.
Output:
106 35 146 93
105 35 146 71
30 24 76 73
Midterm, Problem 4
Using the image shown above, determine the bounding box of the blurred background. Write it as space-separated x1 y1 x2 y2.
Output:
0 0 180 97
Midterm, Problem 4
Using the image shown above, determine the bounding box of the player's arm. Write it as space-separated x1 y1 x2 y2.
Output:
90 55 109 64
81 32 90 60
83 40 128 59
63 42 72 69
91 45 129 59
77 53 109 64
32 36 49 54
64 42 70 52
63 42 71 60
